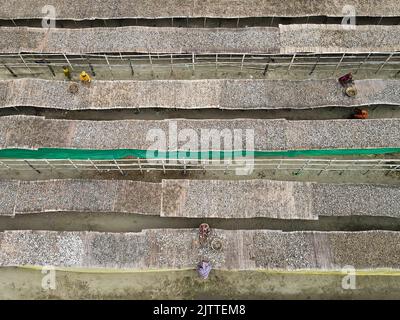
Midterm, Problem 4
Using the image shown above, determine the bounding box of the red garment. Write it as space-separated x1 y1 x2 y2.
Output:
353 110 368 119
199 223 210 239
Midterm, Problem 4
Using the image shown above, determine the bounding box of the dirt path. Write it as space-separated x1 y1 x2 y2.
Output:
3 105 400 121
2 212 400 233
1 267 400 299
1 167 399 184
1 63 400 81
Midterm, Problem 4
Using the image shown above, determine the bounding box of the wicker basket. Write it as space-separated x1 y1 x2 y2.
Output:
68 83 79 94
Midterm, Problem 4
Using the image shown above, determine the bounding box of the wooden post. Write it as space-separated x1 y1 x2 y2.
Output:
19 53 33 74
385 165 400 176
240 54 246 72
355 53 371 74
42 56 55 77
263 57 271 76
45 159 56 171
288 53 296 71
149 53 154 77
63 53 74 70
89 159 100 172
333 53 346 75
294 160 310 175
270 16 274 27
277 159 283 170
68 159 79 171
113 159 124 175
192 53 195 74
363 159 383 175
162 159 166 174
376 53 394 74
129 59 134 77
86 56 96 76
317 160 332 176
0 160 11 170
24 160 41 174
224 162 229 174
137 157 143 174
104 54 114 79
309 55 320 75
3 64 17 77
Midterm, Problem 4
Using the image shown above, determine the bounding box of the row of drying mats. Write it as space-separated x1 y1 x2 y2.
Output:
1 1 400 272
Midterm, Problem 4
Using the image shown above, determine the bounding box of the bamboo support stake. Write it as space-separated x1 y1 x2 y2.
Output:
63 53 74 71
104 54 114 79
45 159 56 170
89 159 100 172
68 159 79 171
240 54 246 72
0 160 11 170
161 159 166 174
137 158 143 174
333 53 346 75
288 53 296 71
24 160 40 174
19 53 33 74
376 53 394 74
318 160 332 176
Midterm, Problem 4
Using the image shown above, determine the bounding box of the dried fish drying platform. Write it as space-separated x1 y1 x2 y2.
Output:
1 0 399 19
1 229 399 270
0 179 160 217
161 179 400 219
2 25 400 54
0 115 399 151
0 179 399 220
0 26 279 54
1 79 400 110
280 24 400 54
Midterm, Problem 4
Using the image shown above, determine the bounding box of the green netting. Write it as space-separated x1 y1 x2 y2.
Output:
0 147 399 160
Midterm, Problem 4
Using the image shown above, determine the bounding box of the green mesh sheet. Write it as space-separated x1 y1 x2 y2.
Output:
0 147 399 160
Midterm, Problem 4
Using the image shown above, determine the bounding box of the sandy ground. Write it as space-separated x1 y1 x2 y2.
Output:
1 267 400 299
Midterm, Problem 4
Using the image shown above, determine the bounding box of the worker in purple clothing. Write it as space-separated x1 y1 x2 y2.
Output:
338 72 353 87
197 260 212 279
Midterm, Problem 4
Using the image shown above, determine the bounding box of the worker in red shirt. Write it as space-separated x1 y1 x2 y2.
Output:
353 108 368 119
